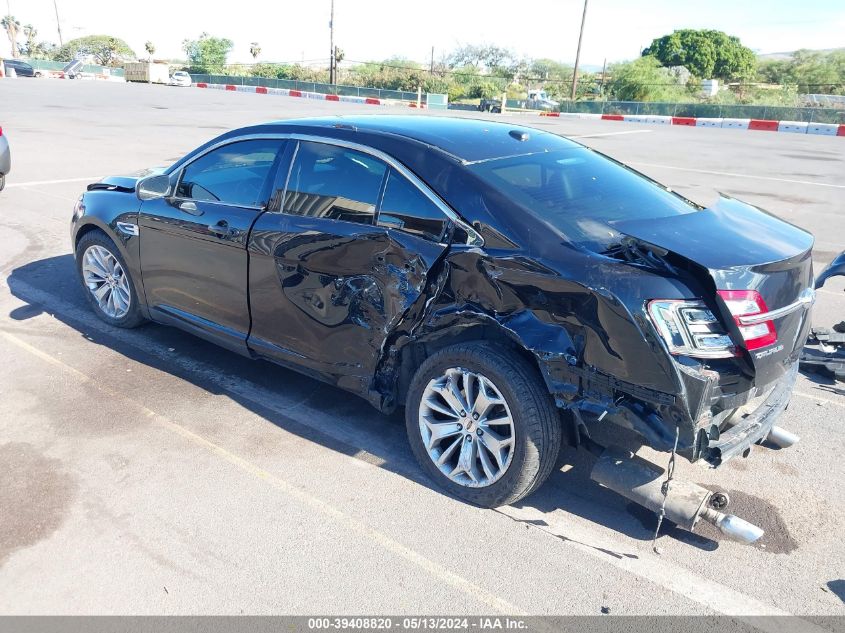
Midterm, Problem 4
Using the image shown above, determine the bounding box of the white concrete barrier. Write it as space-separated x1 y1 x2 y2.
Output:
622 115 649 123
644 115 672 125
696 118 723 127
777 121 809 134
806 122 840 136
721 118 750 129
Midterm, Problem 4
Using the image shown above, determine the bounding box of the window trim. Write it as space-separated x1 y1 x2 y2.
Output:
173 132 483 246
173 139 288 211
376 168 450 243
279 139 388 229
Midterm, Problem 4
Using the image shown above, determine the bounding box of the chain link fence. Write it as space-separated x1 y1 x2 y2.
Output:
170 72 845 123
190 74 420 102
25 59 125 77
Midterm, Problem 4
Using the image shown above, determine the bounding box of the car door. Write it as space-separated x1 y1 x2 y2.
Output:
247 139 451 391
139 138 287 354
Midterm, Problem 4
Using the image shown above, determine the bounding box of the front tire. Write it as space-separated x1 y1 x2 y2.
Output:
75 230 145 328
405 343 561 507
0 173 5 191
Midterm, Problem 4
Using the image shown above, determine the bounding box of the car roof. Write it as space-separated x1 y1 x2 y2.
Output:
265 115 581 163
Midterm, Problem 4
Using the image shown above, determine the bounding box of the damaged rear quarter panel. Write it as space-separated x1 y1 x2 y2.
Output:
385 245 685 411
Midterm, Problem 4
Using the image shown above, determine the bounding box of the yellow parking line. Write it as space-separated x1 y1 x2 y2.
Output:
0 329 524 615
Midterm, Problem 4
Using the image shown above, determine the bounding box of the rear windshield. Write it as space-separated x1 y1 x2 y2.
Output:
468 148 698 251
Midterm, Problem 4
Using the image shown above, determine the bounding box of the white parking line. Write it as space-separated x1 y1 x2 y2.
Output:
793 390 845 407
629 162 845 189
5 176 100 188
571 130 653 139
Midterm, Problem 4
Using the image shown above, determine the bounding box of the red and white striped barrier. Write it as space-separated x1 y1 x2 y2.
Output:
586 111 845 137
194 81 386 107
540 110 842 136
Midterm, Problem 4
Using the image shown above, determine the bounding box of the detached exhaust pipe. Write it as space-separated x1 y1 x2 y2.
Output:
765 425 800 449
590 446 764 544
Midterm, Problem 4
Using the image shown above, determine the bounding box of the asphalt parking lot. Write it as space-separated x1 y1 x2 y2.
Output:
0 80 844 622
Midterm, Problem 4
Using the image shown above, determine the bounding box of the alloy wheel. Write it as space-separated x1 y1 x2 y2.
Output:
82 245 132 319
418 367 516 488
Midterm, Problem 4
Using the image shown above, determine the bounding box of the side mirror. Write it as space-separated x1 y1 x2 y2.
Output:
137 174 172 201
815 250 845 289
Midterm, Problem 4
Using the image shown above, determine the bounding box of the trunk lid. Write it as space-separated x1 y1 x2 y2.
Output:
611 195 814 386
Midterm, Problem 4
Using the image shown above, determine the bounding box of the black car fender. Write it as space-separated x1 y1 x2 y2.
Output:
71 191 149 318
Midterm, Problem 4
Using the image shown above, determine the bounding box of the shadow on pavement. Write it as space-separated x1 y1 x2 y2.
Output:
8 253 723 552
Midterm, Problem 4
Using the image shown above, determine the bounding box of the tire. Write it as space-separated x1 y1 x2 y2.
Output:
75 230 145 328
405 342 562 507
0 173 4 191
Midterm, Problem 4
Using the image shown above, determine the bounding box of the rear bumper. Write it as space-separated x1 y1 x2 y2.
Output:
701 362 798 466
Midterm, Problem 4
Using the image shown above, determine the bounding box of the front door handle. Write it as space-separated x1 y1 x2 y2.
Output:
179 201 202 216
208 220 238 238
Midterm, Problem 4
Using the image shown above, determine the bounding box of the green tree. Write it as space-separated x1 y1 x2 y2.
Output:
609 56 689 101
52 35 135 65
643 29 756 81
1 15 21 58
756 50 845 94
446 44 517 72
182 33 233 73
249 42 261 60
144 41 155 59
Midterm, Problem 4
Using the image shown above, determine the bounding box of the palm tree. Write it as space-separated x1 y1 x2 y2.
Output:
145 41 156 61
249 42 261 60
22 24 36 56
1 15 21 58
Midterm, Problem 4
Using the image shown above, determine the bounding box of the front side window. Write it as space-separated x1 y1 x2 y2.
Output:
282 141 387 225
176 139 283 207
378 170 448 241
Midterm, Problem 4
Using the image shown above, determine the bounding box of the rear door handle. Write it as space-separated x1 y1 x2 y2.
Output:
208 220 238 238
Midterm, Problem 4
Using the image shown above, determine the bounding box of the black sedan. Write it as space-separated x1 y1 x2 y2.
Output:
70 116 814 542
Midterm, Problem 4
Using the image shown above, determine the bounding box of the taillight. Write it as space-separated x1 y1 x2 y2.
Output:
717 290 777 350
0 126 3 136
647 299 736 358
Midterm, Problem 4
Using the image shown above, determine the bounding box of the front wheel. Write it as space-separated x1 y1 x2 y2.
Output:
405 343 561 507
75 230 145 328
0 173 5 191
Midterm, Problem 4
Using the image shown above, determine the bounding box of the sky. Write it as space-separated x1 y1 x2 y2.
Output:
7 0 845 68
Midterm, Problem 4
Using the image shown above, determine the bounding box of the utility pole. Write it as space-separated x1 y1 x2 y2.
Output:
599 57 607 94
570 0 588 100
329 0 335 84
430 46 434 75
53 0 64 46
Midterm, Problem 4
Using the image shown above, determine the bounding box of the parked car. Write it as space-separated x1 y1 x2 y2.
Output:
70 116 815 543
0 125 10 191
169 71 192 87
1 59 37 77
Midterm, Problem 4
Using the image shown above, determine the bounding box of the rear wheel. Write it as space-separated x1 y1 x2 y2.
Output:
75 231 145 328
405 343 561 507
0 173 5 191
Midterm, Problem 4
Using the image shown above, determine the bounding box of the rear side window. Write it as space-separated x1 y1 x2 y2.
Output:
177 139 282 207
378 170 448 241
283 141 387 225
469 148 698 251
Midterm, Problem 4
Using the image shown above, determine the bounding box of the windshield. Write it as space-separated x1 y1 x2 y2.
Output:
469 148 698 251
